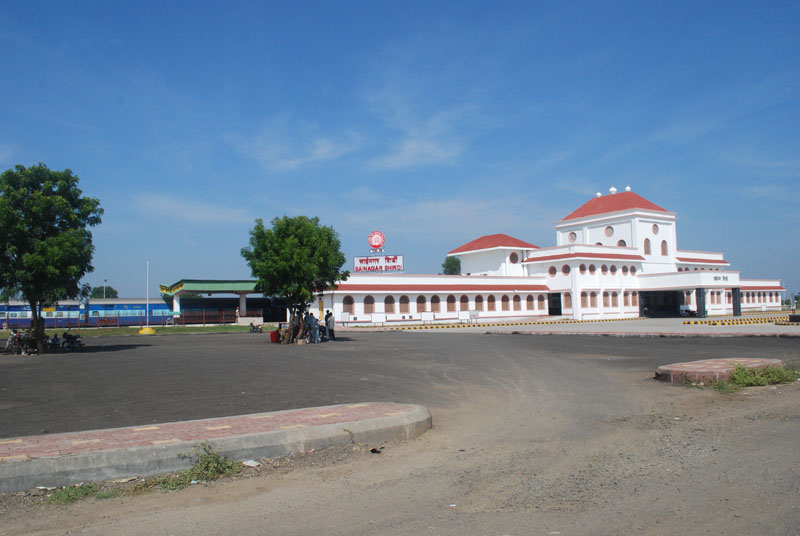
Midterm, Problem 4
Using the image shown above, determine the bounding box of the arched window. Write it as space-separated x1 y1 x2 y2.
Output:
623 291 630 306
501 295 510 311
460 295 469 311
644 238 651 255
526 295 534 310
488 295 496 311
590 292 598 308
622 265 629 275
579 264 587 274
475 295 484 311
343 296 354 314
601 264 608 275
446 295 456 312
726 292 732 304
581 292 588 308
678 267 683 272
685 291 692 305
399 295 409 313
416 295 427 312
589 264 596 274
611 292 619 307
537 295 545 309
661 240 668 256
431 295 441 312
630 266 637 275
513 295 521 311
603 291 610 308
610 265 617 275
384 295 395 313
617 239 626 247
364 295 375 314
563 292 572 309
632 291 639 306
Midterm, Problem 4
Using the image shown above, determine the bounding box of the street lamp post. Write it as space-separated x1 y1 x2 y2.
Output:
103 279 108 299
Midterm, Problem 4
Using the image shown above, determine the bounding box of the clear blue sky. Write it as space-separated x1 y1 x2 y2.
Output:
1 1 798 298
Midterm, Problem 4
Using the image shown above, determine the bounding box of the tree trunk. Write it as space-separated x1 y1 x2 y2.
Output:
30 301 46 354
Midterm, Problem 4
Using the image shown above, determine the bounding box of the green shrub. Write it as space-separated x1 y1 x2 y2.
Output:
148 442 241 491
47 483 99 503
729 364 799 388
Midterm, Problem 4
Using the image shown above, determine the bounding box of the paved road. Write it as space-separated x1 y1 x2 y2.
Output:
1 331 798 438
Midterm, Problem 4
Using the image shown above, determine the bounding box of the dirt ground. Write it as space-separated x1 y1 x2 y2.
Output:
1 334 798 535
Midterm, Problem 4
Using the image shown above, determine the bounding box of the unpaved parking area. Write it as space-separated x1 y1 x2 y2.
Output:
1 332 798 535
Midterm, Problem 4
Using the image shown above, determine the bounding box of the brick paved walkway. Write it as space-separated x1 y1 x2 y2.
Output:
0 402 415 463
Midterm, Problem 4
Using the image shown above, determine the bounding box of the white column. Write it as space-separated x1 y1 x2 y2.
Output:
239 294 247 316
173 294 182 314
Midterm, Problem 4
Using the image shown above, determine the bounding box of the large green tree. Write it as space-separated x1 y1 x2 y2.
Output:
0 164 103 352
241 216 348 343
90 285 118 299
442 255 461 275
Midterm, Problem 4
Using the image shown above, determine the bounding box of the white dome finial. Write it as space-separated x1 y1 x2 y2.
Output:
609 185 617 195
595 191 602 197
625 185 631 192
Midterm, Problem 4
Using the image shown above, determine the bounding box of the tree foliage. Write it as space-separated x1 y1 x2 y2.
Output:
442 256 461 275
0 164 103 352
241 216 348 340
90 285 118 299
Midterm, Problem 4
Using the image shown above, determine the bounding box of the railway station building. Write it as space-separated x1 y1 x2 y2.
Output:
314 187 785 325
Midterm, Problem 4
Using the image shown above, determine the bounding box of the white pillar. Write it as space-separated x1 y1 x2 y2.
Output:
239 294 247 316
173 294 182 314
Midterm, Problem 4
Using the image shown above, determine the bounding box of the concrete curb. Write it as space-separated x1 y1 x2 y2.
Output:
0 403 432 493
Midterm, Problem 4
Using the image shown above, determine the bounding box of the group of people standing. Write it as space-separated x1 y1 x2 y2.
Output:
293 309 335 344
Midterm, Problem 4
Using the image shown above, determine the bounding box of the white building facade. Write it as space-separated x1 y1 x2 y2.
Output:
315 188 785 325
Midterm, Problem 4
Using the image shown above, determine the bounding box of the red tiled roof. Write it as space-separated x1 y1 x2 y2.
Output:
562 191 669 221
448 233 538 255
334 284 549 293
675 257 729 265
522 252 645 263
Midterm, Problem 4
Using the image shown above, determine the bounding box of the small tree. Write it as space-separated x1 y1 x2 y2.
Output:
241 216 348 343
90 285 118 299
0 164 103 353
442 256 461 275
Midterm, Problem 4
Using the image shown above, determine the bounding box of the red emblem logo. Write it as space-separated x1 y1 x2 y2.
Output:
368 231 386 249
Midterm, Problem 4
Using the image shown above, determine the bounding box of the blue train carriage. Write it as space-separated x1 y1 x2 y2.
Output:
1 300 82 329
82 298 173 327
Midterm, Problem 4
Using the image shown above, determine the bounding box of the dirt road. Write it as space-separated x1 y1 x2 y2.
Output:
2 333 798 535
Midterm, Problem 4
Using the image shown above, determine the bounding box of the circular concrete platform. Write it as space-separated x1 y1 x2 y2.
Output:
655 357 785 384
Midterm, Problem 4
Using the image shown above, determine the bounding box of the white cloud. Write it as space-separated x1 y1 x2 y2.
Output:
136 195 253 225
227 116 362 171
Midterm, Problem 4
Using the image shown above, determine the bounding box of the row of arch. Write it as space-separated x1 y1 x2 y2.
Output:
342 294 549 314
677 267 723 272
682 290 781 305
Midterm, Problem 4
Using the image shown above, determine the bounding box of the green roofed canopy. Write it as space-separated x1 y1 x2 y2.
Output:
160 279 258 296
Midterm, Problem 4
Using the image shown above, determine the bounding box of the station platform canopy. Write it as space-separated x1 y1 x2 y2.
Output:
160 279 258 296
160 280 260 315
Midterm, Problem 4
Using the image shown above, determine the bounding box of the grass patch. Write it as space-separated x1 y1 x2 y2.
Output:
132 442 241 493
712 364 799 392
46 483 99 504
95 490 119 500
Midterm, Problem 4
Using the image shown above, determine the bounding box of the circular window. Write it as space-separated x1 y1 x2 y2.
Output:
562 264 571 275
601 264 608 275
617 239 626 247
548 266 557 277
588 264 596 274
605 226 614 237
630 266 637 275
509 252 519 264
579 264 587 274
622 265 629 275
568 232 577 243
652 224 659 235
610 265 617 275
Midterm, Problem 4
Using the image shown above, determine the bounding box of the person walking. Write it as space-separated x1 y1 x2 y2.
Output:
325 310 335 342
308 313 320 343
